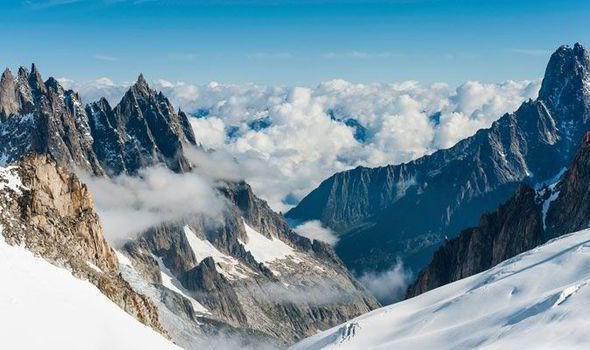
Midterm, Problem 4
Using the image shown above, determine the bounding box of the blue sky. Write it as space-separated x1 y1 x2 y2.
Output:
2 0 589 85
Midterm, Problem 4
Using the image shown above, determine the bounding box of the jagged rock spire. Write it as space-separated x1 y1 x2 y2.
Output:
30 63 39 75
136 73 148 87
1 68 13 80
0 68 18 118
28 63 46 94
539 43 590 109
129 73 151 98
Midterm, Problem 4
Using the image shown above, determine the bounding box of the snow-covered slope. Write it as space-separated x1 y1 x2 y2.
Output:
0 231 180 350
292 229 590 350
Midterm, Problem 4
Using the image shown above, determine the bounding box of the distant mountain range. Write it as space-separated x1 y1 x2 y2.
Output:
287 43 590 277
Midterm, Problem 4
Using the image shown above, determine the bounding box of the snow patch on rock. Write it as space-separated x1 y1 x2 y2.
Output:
240 220 295 263
183 225 250 280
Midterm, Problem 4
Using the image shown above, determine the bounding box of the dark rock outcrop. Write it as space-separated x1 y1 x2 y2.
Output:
107 74 195 174
179 257 248 326
287 43 590 274
545 132 590 238
408 131 590 298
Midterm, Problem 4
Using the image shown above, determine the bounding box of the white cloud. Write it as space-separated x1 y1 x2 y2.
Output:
80 166 226 246
67 76 541 212
358 259 412 305
189 117 227 149
293 220 339 245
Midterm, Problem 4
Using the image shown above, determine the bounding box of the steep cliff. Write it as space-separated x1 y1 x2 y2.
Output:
408 131 590 297
545 133 590 238
406 186 543 297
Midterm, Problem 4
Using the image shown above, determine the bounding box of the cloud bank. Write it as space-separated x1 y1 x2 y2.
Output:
293 220 339 245
64 77 541 212
358 259 412 305
80 166 226 246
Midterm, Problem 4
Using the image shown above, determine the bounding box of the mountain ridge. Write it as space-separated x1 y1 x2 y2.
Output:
407 130 590 297
0 64 379 347
286 43 590 275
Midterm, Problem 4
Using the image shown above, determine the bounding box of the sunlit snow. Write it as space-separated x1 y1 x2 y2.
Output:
240 220 295 263
0 230 180 350
292 229 590 350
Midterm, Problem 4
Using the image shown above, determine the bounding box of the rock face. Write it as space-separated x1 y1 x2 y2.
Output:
0 155 166 336
89 74 196 175
407 131 590 297
0 66 196 175
287 43 590 274
121 181 379 347
179 257 248 325
406 186 543 297
545 132 590 238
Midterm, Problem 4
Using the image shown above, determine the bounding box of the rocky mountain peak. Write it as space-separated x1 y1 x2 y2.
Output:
28 63 47 95
94 96 112 110
129 73 152 98
0 68 17 118
137 72 147 86
538 43 590 116
0 63 199 175
1 67 13 82
45 76 67 97
17 66 29 82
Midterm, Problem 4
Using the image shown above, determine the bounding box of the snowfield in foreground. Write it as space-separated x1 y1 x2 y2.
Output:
0 231 179 350
292 229 590 350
